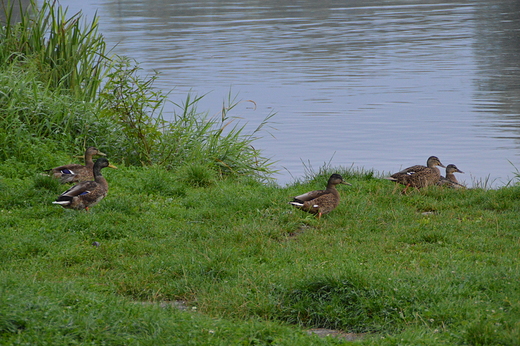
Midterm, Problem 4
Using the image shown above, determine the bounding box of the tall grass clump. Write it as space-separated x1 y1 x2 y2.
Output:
99 56 276 179
167 91 276 179
0 0 114 167
0 68 116 170
0 0 106 101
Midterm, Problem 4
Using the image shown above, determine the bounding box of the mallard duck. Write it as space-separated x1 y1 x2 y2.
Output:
47 146 106 183
437 164 465 188
289 173 351 219
52 157 117 211
386 156 445 192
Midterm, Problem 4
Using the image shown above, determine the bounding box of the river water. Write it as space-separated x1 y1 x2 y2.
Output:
49 0 520 187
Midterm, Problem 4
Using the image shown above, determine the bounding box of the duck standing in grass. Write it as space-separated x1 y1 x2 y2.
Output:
47 146 106 183
385 156 445 193
289 173 351 219
52 157 117 211
437 164 466 188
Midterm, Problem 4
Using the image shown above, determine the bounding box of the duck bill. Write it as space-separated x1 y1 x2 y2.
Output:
108 164 118 169
97 151 107 157
341 181 352 186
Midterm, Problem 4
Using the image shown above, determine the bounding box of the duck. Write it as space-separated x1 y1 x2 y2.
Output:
289 173 351 219
47 146 106 183
385 156 445 192
52 157 117 211
437 164 465 188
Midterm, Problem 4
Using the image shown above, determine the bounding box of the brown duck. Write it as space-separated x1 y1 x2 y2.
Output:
437 164 465 188
386 156 445 192
47 146 106 183
52 158 117 211
289 173 351 219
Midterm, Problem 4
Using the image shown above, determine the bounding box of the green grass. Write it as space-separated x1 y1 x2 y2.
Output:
1 1 519 344
1 166 519 345
0 0 106 101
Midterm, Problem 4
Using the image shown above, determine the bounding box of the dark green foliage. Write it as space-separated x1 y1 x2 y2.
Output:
0 0 106 101
278 277 400 333
0 69 117 165
177 163 217 187
99 57 165 166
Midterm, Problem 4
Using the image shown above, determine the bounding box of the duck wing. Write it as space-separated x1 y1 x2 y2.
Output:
292 189 327 202
437 178 466 189
392 164 428 177
57 181 99 199
48 164 87 175
48 164 92 183
59 174 79 184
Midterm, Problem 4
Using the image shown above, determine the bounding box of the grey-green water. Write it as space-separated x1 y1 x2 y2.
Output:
54 0 520 187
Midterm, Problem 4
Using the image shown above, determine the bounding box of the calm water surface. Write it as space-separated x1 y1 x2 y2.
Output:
53 0 520 186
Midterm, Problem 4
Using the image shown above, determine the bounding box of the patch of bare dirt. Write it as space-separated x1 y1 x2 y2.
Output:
306 328 364 341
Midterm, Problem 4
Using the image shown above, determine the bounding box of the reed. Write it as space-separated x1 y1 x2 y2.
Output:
0 0 106 101
100 57 276 179
0 67 115 167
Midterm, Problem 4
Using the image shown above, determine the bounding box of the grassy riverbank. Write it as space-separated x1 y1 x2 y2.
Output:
1 1 519 345
1 166 520 345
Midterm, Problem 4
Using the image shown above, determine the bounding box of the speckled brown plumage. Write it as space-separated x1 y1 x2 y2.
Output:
386 156 445 191
52 158 117 211
437 164 466 188
47 147 106 183
289 173 351 218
